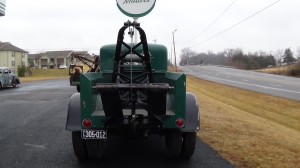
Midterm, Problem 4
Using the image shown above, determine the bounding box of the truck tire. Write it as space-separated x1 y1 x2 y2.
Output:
165 130 182 158
69 77 72 85
0 82 2 90
181 132 196 158
12 81 18 88
72 131 88 159
86 139 104 159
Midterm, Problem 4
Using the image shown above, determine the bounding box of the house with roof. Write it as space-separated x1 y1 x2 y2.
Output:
28 50 91 69
0 41 29 75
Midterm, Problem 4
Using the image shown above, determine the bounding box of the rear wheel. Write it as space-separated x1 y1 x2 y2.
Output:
165 130 182 158
12 82 18 88
181 132 196 158
69 77 73 85
72 131 88 159
86 139 104 159
12 78 20 88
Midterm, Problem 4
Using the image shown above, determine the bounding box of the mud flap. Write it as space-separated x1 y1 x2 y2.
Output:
180 92 200 132
66 93 81 131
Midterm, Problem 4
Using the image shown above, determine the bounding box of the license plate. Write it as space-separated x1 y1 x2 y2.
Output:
81 130 107 139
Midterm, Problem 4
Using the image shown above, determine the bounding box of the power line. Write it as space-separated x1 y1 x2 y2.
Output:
191 0 281 48
184 0 238 44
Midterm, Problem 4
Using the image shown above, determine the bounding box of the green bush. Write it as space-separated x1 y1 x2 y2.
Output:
17 65 26 77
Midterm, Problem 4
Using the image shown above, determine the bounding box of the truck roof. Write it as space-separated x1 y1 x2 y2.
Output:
100 44 168 72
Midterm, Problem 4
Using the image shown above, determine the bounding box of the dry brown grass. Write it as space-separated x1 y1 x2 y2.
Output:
21 65 91 83
187 75 300 168
30 69 69 77
168 66 183 72
20 77 68 83
256 64 300 77
20 68 69 83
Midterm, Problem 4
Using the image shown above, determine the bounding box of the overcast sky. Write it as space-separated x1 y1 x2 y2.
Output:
0 0 300 57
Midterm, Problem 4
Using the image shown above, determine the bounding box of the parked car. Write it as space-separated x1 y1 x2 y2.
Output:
59 65 68 69
0 67 20 89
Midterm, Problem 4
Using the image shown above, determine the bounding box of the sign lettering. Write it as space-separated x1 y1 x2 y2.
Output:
116 0 156 18
123 0 150 4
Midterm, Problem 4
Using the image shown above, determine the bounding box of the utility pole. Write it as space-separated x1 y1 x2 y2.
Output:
172 29 177 72
170 46 173 66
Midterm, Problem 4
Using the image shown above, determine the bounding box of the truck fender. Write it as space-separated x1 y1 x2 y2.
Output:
65 93 81 131
14 77 20 84
181 92 200 132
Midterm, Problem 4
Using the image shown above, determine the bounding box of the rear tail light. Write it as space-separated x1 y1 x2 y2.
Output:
175 118 185 128
82 119 92 128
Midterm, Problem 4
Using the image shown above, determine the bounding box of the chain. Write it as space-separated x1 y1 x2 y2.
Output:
129 23 135 104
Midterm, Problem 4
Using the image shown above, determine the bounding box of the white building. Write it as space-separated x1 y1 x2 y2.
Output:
0 0 6 16
0 41 29 75
28 51 91 69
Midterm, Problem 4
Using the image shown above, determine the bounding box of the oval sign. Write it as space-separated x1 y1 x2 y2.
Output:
116 0 156 18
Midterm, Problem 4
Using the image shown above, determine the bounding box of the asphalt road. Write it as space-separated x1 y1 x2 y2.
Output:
181 65 300 101
0 79 233 168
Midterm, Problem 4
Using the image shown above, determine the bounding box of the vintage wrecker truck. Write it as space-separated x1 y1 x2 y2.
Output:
65 21 200 159
66 0 200 160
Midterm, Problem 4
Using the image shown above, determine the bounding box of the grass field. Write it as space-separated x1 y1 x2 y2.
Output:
20 66 91 83
19 69 69 83
187 75 300 168
256 63 300 77
19 76 68 83
29 68 69 77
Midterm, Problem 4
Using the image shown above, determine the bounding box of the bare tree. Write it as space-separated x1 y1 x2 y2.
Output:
179 47 196 65
258 50 267 56
297 46 300 62
224 48 234 58
274 49 284 66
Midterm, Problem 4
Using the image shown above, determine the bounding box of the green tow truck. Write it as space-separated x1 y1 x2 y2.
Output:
66 21 200 159
66 0 199 160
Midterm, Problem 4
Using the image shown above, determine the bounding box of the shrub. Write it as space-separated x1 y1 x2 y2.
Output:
17 65 26 77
